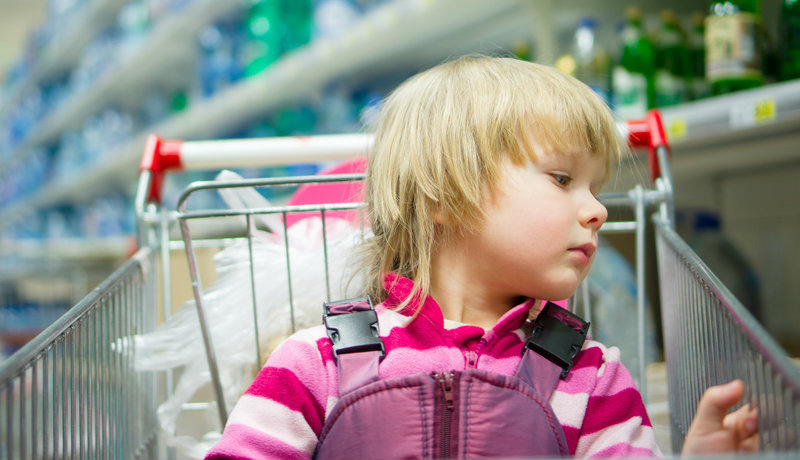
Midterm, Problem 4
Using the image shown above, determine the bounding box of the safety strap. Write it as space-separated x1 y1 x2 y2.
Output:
516 302 590 399
324 298 588 399
323 297 385 395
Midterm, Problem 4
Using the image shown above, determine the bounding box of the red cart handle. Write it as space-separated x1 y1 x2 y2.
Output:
139 134 184 205
138 133 372 205
625 109 671 183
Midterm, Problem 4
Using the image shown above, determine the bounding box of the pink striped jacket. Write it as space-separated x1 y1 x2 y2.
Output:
205 274 662 459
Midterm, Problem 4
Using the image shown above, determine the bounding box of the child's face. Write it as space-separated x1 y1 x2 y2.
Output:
461 147 608 303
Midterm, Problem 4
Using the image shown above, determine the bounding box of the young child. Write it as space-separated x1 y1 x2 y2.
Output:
205 55 758 459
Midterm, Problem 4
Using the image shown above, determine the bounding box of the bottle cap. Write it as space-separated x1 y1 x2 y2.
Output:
660 9 677 24
624 5 643 21
577 17 597 29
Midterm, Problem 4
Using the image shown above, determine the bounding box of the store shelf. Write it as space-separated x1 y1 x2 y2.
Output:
0 0 533 226
2 0 786 231
7 0 246 157
0 0 130 120
662 79 800 179
0 236 131 261
0 236 130 283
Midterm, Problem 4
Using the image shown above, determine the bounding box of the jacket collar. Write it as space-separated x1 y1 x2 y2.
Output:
381 273 535 338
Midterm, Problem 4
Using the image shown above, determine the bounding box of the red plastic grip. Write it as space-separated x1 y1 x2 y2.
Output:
625 109 671 183
140 134 184 204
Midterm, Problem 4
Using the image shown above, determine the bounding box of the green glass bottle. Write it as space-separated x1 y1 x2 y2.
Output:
781 0 800 80
705 0 764 94
655 9 690 107
613 6 656 119
688 12 712 99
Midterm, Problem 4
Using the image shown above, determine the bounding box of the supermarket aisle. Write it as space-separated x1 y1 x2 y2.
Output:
1 1 800 457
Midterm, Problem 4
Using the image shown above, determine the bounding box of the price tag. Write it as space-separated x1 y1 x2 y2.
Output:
667 118 688 141
754 99 776 123
729 98 776 128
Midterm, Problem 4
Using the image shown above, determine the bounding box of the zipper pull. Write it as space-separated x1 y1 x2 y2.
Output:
440 372 454 410
466 350 478 367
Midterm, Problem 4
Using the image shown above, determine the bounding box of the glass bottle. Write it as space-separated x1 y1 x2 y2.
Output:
688 12 712 99
781 0 800 80
613 6 656 119
705 0 764 94
655 9 690 107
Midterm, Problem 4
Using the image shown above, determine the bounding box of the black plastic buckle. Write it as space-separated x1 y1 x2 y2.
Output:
524 302 590 379
323 297 385 360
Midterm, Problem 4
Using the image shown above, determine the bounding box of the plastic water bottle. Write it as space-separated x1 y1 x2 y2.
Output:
283 0 312 52
556 17 612 106
243 0 284 77
313 0 363 40
197 24 240 98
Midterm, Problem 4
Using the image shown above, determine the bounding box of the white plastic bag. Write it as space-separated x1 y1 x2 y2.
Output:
123 170 368 458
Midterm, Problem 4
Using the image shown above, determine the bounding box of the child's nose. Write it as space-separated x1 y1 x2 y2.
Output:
580 195 607 231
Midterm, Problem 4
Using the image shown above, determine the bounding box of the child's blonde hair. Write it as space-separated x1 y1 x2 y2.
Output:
361 55 627 308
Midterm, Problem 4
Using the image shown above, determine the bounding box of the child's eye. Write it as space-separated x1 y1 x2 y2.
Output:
551 174 572 187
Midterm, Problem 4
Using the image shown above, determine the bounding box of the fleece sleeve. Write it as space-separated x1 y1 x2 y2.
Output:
204 328 335 460
572 346 663 458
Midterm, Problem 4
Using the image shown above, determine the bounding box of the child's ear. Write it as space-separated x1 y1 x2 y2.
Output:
434 210 448 225
433 205 450 225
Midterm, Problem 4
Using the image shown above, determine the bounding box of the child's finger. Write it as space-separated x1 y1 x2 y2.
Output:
737 433 760 453
693 380 745 433
722 403 758 433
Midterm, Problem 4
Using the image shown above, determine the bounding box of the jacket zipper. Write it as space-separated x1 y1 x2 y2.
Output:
466 350 478 367
436 371 455 459
466 338 487 368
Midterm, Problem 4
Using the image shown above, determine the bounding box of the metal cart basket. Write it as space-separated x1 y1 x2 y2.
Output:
2 110 799 459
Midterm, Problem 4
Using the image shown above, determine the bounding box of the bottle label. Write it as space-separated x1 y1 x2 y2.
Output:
656 69 686 107
613 66 648 119
705 13 762 80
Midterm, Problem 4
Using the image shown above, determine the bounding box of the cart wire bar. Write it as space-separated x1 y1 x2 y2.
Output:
655 217 800 454
0 247 161 460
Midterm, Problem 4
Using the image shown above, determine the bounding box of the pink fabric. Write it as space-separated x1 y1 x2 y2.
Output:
204 274 662 459
210 424 308 460
285 157 367 228
315 373 437 460
515 348 563 398
336 351 381 394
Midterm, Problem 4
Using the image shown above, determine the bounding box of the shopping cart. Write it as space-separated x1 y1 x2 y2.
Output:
2 109 799 459
0 249 160 460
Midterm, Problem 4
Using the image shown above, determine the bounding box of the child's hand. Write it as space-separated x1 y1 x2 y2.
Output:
681 379 759 456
